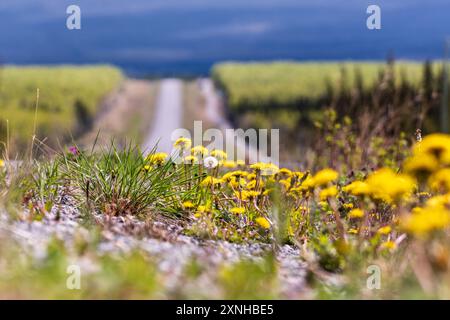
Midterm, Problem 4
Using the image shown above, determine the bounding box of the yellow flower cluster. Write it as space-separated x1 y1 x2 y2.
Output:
400 134 450 237
182 201 195 209
413 134 450 163
200 176 223 187
348 208 364 219
230 207 245 214
428 168 450 192
210 149 227 160
250 162 279 175
184 155 198 164
311 168 338 187
343 168 415 203
173 137 192 150
255 217 271 229
319 186 338 200
146 152 168 166
178 133 450 263
365 168 415 203
402 206 450 237
405 134 450 177
191 145 209 157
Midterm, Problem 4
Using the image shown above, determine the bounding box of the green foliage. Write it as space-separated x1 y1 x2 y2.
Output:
0 236 161 299
218 254 278 299
212 61 429 111
0 65 122 153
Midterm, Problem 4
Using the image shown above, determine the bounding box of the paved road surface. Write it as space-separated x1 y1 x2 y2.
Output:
142 79 183 154
199 78 269 163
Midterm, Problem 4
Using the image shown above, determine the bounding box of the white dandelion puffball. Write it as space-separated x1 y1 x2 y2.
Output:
203 156 219 169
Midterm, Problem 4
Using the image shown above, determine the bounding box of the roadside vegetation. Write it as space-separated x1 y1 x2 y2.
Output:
79 79 159 149
1 61 450 299
213 61 447 164
213 61 435 111
2 130 450 298
0 65 122 154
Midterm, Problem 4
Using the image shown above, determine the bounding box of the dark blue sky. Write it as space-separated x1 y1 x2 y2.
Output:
0 0 449 74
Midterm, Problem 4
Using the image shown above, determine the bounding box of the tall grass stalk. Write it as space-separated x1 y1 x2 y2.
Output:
30 88 39 162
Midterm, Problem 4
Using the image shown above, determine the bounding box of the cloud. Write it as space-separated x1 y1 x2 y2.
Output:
179 22 273 40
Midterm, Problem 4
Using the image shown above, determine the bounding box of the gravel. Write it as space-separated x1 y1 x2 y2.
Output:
0 195 309 298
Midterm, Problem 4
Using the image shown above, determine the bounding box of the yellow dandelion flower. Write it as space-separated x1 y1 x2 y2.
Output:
401 207 450 237
428 168 450 192
278 168 293 176
226 176 241 188
377 225 392 235
230 207 245 214
262 163 279 176
200 176 223 187
312 168 338 187
196 205 210 213
0 159 4 168
279 178 292 190
255 217 270 229
250 162 279 175
413 133 450 161
210 149 227 160
292 171 305 179
404 153 439 176
300 176 315 190
234 190 249 200
194 213 202 218
222 172 234 182
182 201 195 209
246 190 261 199
184 155 198 164
222 160 237 168
348 228 359 234
223 172 246 186
425 194 450 208
365 168 416 203
247 173 256 180
246 180 257 190
236 159 245 166
250 162 265 171
173 137 192 150
146 152 168 165
348 208 364 219
191 145 209 157
343 203 354 210
230 170 248 178
319 186 338 200
380 241 397 250
342 181 370 196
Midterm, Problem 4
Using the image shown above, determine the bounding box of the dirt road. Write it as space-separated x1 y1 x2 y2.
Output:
80 79 157 148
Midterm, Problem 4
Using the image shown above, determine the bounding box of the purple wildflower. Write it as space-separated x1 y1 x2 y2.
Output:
68 146 79 156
